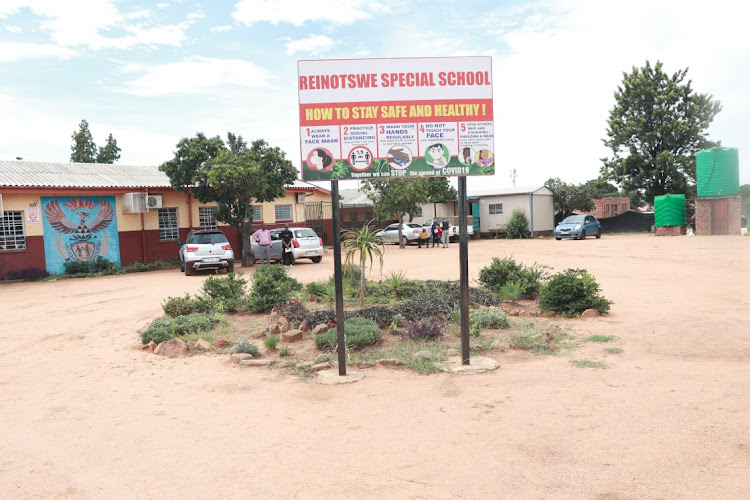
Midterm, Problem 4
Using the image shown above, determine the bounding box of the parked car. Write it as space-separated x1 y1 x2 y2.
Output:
376 222 424 245
555 214 601 240
179 230 235 276
250 227 324 264
420 218 475 241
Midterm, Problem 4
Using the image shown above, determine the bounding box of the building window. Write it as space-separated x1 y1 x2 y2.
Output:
158 208 179 241
199 206 217 230
488 203 503 215
366 210 373 219
605 204 610 214
612 204 618 215
0 211 26 250
251 205 262 221
275 204 292 221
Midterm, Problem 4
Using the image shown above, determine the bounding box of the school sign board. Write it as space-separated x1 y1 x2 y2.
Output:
298 57 495 181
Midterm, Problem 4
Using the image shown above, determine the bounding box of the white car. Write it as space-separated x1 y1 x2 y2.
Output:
250 227 324 264
179 230 235 276
376 223 425 245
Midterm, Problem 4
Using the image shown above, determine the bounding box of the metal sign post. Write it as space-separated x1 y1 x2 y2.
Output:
458 177 471 364
330 181 347 375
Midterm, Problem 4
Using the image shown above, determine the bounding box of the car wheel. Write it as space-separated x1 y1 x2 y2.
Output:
555 237 561 241
402 236 408 246
185 264 193 276
311 256 322 263
596 230 601 239
579 230 586 240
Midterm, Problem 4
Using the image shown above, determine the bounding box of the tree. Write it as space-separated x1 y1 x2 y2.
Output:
360 178 429 248
545 177 594 218
97 133 121 164
70 119 98 163
160 133 297 266
582 179 619 199
342 222 385 307
740 184 750 215
601 60 722 202
70 119 121 164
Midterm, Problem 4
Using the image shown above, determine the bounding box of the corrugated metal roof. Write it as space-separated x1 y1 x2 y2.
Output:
468 186 552 197
338 188 374 206
0 161 317 190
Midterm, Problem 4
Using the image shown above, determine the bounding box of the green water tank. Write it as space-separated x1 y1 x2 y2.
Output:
654 194 686 227
696 147 739 197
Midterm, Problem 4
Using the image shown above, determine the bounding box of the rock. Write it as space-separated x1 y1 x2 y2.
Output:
357 361 375 369
376 358 405 367
412 350 432 361
276 317 290 333
540 311 556 318
142 341 157 352
264 324 281 336
239 359 271 367
490 339 510 352
311 362 331 372
154 338 188 357
282 329 304 343
442 348 461 358
212 336 230 348
193 339 211 351
314 354 331 364
312 324 328 335
507 310 520 317
230 353 254 364
250 330 266 340
186 340 198 350
581 309 601 318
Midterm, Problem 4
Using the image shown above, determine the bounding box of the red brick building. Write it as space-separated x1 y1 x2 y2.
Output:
581 197 631 219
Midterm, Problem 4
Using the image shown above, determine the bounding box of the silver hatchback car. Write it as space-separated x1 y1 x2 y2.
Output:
250 227 324 264
179 230 235 276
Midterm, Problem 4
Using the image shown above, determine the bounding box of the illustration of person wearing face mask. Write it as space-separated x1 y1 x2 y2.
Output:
308 148 333 171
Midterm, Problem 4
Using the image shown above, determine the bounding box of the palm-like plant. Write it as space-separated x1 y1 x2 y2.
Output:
342 221 385 307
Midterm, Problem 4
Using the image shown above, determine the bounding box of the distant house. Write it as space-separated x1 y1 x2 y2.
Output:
0 160 328 277
581 197 631 219
468 186 554 237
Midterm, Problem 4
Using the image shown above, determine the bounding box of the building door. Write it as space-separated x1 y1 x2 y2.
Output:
471 202 480 235
711 199 728 235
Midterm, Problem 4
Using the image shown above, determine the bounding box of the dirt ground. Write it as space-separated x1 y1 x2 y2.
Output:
1 235 749 499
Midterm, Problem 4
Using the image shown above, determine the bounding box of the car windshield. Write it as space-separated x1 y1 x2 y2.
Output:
294 229 318 238
562 215 585 224
190 232 227 244
406 223 422 228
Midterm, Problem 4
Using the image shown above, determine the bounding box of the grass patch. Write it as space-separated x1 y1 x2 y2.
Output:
583 335 616 343
361 340 446 374
604 347 623 354
571 359 606 368
509 321 559 354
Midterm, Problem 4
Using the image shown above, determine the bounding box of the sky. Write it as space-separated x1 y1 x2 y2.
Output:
1 0 748 194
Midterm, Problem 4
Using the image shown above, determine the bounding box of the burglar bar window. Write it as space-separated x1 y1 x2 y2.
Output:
488 203 503 215
251 205 262 221
158 208 179 240
199 206 217 230
0 211 26 250
275 204 292 221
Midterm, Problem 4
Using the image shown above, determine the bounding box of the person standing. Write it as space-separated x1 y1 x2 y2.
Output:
441 217 451 248
280 223 294 268
251 222 272 266
431 221 440 248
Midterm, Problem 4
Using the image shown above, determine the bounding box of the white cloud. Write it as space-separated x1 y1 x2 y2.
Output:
186 11 204 21
0 41 76 61
209 25 233 32
284 34 337 55
119 57 274 96
232 0 388 26
157 3 170 8
5 25 22 33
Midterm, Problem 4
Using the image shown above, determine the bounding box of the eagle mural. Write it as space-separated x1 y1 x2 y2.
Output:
42 196 119 269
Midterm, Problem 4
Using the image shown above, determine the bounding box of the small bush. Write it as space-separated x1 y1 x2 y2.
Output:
506 208 530 239
264 335 281 350
305 281 328 297
162 293 214 317
201 273 248 312
2 267 50 281
141 313 215 344
91 257 118 273
64 259 94 275
499 280 522 301
275 301 309 328
233 341 260 356
342 265 362 288
401 318 448 340
478 257 548 298
315 317 381 351
539 269 612 316
509 323 558 354
278 346 292 357
470 308 509 337
247 266 302 313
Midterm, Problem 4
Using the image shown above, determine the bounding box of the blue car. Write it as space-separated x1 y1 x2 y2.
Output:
555 214 601 240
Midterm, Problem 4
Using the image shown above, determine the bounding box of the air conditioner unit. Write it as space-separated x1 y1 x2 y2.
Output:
122 192 147 213
146 195 163 210
296 192 307 203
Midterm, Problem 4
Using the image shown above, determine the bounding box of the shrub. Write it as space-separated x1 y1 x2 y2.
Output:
201 273 248 312
506 208 530 239
401 318 448 340
2 267 50 281
470 308 509 337
345 305 397 327
305 281 328 298
64 259 94 275
247 266 302 313
275 301 309 327
140 313 216 344
264 335 281 350
91 257 118 273
510 323 558 354
315 317 381 351
162 293 214 317
478 257 548 298
342 265 362 288
233 340 260 356
499 280 522 301
278 346 292 357
539 268 612 316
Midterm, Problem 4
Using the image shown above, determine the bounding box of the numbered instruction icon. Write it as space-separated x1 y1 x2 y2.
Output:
459 147 476 165
475 149 494 168
348 146 373 171
386 145 413 170
425 143 450 169
307 148 334 171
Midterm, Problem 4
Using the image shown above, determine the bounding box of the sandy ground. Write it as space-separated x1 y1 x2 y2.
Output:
1 234 749 499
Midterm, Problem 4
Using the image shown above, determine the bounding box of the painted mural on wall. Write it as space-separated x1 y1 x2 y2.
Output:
41 196 120 274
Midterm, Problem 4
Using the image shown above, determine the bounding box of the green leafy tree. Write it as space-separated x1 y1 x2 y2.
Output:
740 184 750 214
160 133 297 266
70 119 121 164
342 221 385 307
545 177 594 218
360 178 429 248
601 60 722 202
582 178 619 199
424 177 458 219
